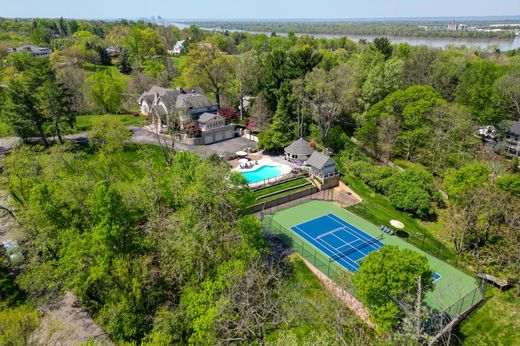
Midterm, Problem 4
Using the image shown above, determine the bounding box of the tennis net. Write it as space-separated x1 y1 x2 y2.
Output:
329 234 384 262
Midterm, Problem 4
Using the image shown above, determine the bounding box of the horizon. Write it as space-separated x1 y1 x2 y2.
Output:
3 0 520 20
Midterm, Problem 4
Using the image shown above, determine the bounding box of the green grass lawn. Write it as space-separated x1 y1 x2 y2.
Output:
458 287 520 346
253 178 310 200
73 114 148 133
267 200 481 313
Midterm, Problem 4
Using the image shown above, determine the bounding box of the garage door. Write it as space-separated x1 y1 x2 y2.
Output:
215 131 224 142
225 129 234 140
204 134 214 145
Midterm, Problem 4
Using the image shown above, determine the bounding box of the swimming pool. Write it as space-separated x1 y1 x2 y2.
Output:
241 165 283 184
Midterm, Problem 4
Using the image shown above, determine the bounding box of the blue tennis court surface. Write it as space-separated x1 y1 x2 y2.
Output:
291 213 384 272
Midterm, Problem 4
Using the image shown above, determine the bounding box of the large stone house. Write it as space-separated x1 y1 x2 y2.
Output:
138 86 234 145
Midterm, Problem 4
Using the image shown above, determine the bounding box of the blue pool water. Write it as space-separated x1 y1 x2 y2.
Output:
242 165 283 184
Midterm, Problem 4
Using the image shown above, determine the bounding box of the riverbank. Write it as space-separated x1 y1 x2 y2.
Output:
168 21 520 51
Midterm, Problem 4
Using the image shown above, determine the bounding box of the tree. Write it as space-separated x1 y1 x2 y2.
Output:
36 78 74 144
299 64 355 148
234 51 261 119
118 47 132 74
496 67 520 120
373 37 393 60
353 246 432 330
2 57 68 146
57 66 89 114
247 94 273 133
124 27 166 65
456 60 505 124
88 70 125 113
362 57 405 108
179 43 233 108
258 97 295 151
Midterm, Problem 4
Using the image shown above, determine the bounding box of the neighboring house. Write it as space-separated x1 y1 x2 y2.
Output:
168 40 186 55
138 86 234 145
8 45 52 58
478 121 520 158
197 113 235 144
284 138 314 162
306 151 338 179
106 46 120 57
498 120 520 157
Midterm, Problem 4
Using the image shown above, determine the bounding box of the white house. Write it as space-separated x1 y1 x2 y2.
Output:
306 151 337 179
168 40 186 55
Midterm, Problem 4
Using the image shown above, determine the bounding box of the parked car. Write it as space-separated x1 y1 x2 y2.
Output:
2 240 24 264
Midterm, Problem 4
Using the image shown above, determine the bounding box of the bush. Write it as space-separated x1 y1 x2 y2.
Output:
349 161 435 218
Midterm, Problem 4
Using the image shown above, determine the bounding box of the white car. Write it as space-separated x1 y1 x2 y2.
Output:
2 240 24 263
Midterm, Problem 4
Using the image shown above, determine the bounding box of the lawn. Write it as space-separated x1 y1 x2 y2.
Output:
73 114 148 133
458 287 520 346
253 178 310 200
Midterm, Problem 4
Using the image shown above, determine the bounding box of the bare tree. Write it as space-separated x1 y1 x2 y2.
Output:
215 259 288 345
298 65 355 149
248 94 273 133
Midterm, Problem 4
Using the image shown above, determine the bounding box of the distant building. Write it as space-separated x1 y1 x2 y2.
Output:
478 121 520 158
447 20 468 31
8 45 52 58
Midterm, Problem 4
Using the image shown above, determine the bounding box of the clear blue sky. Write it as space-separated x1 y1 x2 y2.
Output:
3 0 520 19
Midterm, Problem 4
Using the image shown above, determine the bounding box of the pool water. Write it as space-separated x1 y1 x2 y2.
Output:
242 165 283 184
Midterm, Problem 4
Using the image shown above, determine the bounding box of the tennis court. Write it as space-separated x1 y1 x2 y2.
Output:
267 200 482 311
291 213 384 272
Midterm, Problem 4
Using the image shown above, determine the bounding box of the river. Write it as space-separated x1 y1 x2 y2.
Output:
167 22 520 51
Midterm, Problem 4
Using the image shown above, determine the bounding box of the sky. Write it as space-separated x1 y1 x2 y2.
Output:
2 0 520 20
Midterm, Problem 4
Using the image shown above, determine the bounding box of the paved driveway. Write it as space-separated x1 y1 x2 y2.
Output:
129 126 257 157
1 127 258 158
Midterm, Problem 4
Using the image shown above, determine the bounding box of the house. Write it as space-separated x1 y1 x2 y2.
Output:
197 113 235 144
478 121 520 158
8 45 52 58
168 40 186 55
138 86 217 128
106 46 120 57
138 86 235 145
284 138 314 162
497 120 520 157
306 151 338 179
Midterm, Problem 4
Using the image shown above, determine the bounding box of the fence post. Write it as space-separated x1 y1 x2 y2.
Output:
458 295 466 316
471 286 478 306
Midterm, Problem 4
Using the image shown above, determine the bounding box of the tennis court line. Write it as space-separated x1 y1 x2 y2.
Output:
315 227 346 240
326 214 383 252
293 225 359 272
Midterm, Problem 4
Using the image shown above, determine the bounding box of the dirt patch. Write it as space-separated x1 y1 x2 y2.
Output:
38 292 112 345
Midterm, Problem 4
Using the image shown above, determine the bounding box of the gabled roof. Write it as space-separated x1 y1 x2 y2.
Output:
307 151 335 169
284 138 314 156
198 113 224 124
176 93 216 109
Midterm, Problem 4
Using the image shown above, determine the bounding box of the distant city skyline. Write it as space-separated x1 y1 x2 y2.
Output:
3 0 520 20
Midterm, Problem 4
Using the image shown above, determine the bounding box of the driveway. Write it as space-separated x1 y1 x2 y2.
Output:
130 126 258 157
0 127 258 158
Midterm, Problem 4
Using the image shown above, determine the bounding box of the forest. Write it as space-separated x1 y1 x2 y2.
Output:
0 17 519 345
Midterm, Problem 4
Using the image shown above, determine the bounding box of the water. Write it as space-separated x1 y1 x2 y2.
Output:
241 165 283 184
168 22 520 51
